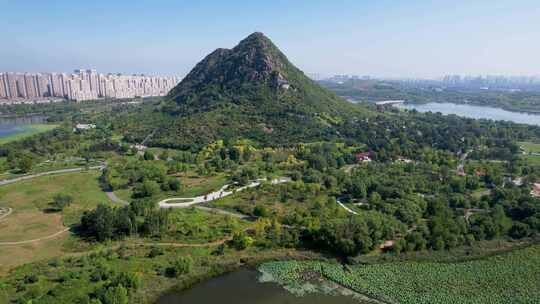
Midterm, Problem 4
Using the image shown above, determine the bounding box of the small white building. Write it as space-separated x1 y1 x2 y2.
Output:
531 183 540 198
74 124 96 131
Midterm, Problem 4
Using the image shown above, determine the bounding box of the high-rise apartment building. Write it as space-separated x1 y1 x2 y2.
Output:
0 73 7 98
0 69 180 102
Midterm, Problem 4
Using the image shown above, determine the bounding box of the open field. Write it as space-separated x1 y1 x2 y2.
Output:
259 244 540 304
519 141 540 165
164 207 251 243
519 141 540 153
0 171 109 271
0 124 58 145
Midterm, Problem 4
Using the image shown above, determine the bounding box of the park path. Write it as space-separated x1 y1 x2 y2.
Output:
158 177 291 209
336 198 358 215
0 207 13 222
0 165 105 186
0 228 70 246
195 206 252 220
105 191 129 205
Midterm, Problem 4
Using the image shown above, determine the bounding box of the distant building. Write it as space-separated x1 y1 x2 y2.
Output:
355 152 373 163
375 100 405 111
532 183 540 198
0 69 181 103
74 123 96 131
396 156 412 163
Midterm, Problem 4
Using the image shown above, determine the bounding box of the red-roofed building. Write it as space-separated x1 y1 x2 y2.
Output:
355 152 373 163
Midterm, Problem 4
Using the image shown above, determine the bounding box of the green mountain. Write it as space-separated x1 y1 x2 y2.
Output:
156 32 363 148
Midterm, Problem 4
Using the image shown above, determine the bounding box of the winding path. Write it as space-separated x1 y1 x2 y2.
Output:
0 228 70 246
194 206 252 220
0 171 289 247
0 207 13 221
158 177 291 209
0 165 105 246
0 165 105 186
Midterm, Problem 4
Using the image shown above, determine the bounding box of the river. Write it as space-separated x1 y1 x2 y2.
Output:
156 269 364 304
398 102 540 126
0 115 48 137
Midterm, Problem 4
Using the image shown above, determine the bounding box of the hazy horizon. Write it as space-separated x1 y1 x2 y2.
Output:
1 0 539 78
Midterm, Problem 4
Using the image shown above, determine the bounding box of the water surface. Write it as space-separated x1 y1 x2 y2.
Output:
0 115 47 137
399 102 540 126
157 269 363 304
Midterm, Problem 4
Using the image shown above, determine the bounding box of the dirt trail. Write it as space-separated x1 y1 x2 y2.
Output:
0 207 13 222
0 228 70 246
105 191 129 205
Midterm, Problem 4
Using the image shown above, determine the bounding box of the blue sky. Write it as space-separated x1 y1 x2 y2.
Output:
1 0 539 78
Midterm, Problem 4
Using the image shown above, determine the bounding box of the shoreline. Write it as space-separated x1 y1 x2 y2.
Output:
402 101 540 116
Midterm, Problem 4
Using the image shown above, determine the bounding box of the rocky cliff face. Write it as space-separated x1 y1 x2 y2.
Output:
167 32 295 104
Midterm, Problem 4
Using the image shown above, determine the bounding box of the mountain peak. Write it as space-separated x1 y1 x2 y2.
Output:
158 32 361 148
168 32 290 101
235 32 273 49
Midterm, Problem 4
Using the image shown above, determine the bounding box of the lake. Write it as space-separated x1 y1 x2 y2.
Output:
156 269 364 304
0 115 48 137
398 102 540 126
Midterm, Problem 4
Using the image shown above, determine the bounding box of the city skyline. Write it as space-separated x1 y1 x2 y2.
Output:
1 0 539 78
0 69 180 102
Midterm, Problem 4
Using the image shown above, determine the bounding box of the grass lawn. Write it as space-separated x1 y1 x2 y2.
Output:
519 141 540 153
471 188 491 199
0 124 58 145
518 141 540 165
0 171 110 271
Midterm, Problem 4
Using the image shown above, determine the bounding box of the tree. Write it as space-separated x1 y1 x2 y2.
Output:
231 231 254 250
509 222 530 239
51 193 73 211
80 205 115 241
141 209 170 237
112 272 140 289
168 178 182 191
143 150 155 161
133 180 160 198
253 205 269 217
311 217 374 256
18 155 33 173
101 285 128 304
229 147 241 162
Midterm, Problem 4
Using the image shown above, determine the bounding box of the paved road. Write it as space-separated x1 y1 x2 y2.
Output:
456 150 471 175
0 165 105 186
159 177 291 209
336 199 358 215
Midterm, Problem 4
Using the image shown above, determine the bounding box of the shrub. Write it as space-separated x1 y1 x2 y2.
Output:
148 246 164 258
166 256 193 277
23 274 39 284
52 193 73 211
231 231 254 250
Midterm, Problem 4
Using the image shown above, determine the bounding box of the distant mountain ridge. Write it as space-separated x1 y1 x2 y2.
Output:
155 32 364 148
